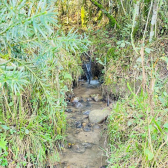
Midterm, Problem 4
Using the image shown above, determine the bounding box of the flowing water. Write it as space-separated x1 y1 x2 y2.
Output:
57 80 109 168
85 62 92 84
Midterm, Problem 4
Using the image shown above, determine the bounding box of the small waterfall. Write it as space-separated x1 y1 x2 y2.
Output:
85 62 92 84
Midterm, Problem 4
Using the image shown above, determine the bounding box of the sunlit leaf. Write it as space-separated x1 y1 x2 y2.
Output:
144 148 154 160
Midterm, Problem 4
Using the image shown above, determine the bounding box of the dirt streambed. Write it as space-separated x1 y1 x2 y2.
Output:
56 80 112 168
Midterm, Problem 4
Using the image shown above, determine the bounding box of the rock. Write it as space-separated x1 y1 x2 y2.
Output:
74 102 83 108
87 97 92 101
89 109 111 124
82 142 93 149
85 100 91 107
93 94 100 102
83 125 91 132
83 110 90 115
71 97 79 103
76 121 82 128
65 109 72 113
79 97 84 103
72 144 86 153
82 122 87 127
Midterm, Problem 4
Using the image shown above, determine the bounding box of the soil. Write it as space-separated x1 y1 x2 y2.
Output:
56 81 109 168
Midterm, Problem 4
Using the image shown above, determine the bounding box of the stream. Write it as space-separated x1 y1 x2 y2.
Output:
57 80 111 168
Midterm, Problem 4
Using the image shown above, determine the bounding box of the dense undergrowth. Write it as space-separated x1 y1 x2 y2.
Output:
90 28 168 167
0 1 89 167
88 14 168 168
108 88 168 167
1 0 168 167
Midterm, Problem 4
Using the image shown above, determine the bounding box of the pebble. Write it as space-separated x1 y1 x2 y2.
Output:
83 110 90 115
82 143 93 149
72 144 86 153
82 122 87 127
85 100 91 107
79 97 84 103
71 97 79 103
76 121 82 128
93 94 100 102
83 125 92 132
65 109 72 113
74 102 83 108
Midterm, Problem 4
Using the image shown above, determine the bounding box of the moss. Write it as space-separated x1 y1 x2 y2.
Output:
90 0 119 28
81 6 87 28
144 0 151 17
107 47 118 61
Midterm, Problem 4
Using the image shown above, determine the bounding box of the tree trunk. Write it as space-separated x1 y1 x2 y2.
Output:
149 0 158 42
132 0 140 37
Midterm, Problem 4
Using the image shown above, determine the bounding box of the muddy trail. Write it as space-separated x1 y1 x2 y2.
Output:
56 80 112 168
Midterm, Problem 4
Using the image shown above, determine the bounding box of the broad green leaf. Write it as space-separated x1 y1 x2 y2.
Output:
64 73 72 80
1 125 9 130
0 137 7 150
106 44 111 47
120 42 125 48
25 129 29 134
152 118 163 134
161 57 168 64
163 123 168 129
144 148 154 160
136 57 142 62
145 48 152 53
127 120 132 126
9 102 14 106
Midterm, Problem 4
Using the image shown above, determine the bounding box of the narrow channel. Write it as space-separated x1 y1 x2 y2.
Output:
58 80 111 168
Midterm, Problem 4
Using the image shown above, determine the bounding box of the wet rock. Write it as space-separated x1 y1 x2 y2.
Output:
83 110 90 115
65 109 72 113
82 142 93 149
79 97 84 103
83 125 92 132
76 121 82 128
74 102 83 109
71 97 79 103
87 97 92 101
92 94 100 102
89 109 111 124
72 144 86 153
83 123 92 132
85 100 91 107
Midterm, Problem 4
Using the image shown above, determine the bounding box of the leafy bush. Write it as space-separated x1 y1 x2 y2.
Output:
0 1 89 167
108 84 168 167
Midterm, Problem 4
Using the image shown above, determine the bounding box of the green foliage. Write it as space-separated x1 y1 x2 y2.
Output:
81 6 88 28
90 0 119 28
108 85 168 167
0 0 89 167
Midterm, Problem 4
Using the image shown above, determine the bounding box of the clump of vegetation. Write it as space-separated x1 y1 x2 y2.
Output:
0 1 89 167
108 84 168 167
0 0 168 167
